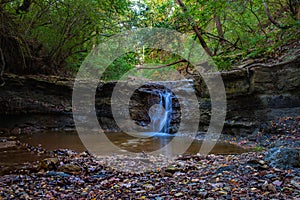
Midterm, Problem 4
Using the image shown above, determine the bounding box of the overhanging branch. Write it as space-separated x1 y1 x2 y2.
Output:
241 50 300 69
262 0 293 29
136 59 188 70
176 0 214 57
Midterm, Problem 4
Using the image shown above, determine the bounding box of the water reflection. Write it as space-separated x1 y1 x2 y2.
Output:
20 131 247 155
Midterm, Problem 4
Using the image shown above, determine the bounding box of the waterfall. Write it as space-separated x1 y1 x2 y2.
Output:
149 89 173 133
161 90 172 133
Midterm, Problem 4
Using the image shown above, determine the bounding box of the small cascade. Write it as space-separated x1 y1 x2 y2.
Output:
149 89 173 133
161 90 172 133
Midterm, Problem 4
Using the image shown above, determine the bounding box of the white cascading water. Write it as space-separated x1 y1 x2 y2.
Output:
149 89 173 133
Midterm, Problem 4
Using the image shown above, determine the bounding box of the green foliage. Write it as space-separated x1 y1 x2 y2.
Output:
141 0 300 70
101 53 137 81
252 145 265 152
0 0 130 74
100 49 182 81
1 0 299 76
212 56 235 71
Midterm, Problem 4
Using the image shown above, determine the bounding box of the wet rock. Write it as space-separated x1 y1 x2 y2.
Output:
291 179 300 189
0 140 17 149
174 192 183 197
164 165 183 174
0 166 17 176
38 158 59 171
45 171 70 177
264 174 277 179
264 148 300 169
159 171 172 177
247 134 258 142
215 165 236 174
246 159 269 170
79 151 91 157
262 181 277 193
58 164 82 175
198 191 208 198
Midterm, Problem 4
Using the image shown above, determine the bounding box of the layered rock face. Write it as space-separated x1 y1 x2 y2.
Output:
0 58 299 135
220 60 300 135
95 80 196 133
0 74 74 133
95 58 300 135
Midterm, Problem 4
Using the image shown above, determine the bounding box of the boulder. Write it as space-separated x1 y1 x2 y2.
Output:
58 164 82 175
264 147 300 169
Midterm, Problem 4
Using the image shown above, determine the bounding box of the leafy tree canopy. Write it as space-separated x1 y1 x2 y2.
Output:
0 0 299 79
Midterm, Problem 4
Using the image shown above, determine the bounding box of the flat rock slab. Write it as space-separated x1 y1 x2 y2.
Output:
264 147 300 169
0 140 16 149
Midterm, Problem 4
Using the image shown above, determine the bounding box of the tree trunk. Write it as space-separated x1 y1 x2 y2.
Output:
176 0 214 57
214 14 224 40
262 0 292 29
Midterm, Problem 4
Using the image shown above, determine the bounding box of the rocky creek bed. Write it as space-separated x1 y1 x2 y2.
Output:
0 53 299 199
0 116 299 199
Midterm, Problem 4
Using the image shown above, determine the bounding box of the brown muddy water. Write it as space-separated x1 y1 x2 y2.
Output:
0 131 248 174
19 131 247 154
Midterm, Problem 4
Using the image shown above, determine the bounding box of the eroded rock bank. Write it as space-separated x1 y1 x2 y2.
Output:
216 59 300 135
90 58 300 135
0 58 299 135
0 75 74 134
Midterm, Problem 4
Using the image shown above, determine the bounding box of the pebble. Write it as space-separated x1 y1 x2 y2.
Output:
0 116 299 199
174 192 183 197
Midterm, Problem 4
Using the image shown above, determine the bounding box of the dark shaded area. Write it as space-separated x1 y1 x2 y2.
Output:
95 82 181 133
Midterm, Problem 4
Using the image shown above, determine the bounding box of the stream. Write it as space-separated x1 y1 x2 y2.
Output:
20 131 247 155
0 130 248 175
0 87 248 174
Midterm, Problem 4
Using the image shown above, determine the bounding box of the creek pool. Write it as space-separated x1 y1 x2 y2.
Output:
0 130 247 174
19 130 247 155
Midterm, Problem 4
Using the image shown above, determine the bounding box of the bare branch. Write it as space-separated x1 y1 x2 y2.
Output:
241 50 300 69
136 59 188 70
262 0 293 29
213 2 224 41
176 0 214 57
249 0 268 39
203 31 241 50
